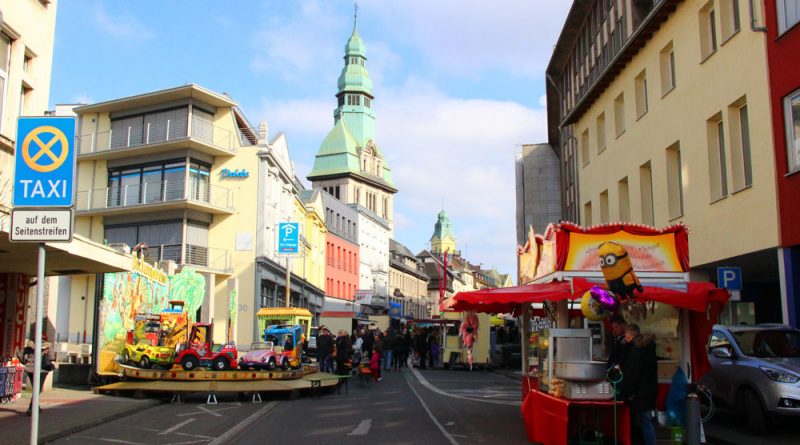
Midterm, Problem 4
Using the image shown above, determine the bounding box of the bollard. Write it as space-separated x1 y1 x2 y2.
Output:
686 392 701 445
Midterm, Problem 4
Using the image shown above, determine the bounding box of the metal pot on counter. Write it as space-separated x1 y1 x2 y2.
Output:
554 360 607 381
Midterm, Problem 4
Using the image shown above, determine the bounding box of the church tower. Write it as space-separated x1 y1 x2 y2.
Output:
430 210 457 256
307 8 397 233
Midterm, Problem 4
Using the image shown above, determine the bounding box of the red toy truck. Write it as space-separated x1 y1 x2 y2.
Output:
174 323 238 371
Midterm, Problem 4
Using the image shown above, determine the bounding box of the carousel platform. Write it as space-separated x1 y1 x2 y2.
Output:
116 363 317 381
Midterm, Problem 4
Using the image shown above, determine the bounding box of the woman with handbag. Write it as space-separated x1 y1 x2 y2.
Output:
25 341 55 416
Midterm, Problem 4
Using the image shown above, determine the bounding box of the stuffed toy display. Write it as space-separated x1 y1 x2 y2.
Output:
598 241 643 301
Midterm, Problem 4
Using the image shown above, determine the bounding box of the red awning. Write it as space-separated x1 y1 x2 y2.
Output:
446 281 573 314
571 278 729 313
447 278 729 314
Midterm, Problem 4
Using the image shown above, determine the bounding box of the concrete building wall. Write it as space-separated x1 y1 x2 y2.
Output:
515 143 562 245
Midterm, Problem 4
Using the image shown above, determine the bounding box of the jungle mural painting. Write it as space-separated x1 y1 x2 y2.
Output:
96 256 206 375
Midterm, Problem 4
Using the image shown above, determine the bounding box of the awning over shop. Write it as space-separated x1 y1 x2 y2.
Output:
0 233 131 275
442 281 572 314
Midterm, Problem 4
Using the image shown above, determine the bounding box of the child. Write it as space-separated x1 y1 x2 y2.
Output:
369 348 381 382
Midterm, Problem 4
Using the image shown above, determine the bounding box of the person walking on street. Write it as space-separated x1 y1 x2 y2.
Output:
392 330 404 370
334 330 353 376
363 328 374 359
24 341 55 416
620 323 657 445
607 315 629 368
382 329 394 371
317 328 334 374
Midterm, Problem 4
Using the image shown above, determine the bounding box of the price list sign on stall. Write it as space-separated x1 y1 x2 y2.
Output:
9 116 77 445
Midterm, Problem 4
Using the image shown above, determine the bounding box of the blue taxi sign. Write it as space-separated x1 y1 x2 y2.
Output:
13 117 76 207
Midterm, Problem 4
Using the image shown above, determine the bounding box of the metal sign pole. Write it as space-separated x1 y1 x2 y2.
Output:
285 257 292 308
30 243 45 445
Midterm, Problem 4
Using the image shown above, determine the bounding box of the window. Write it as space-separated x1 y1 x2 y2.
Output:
720 0 740 41
597 112 606 153
581 129 590 166
0 33 10 130
729 99 752 190
640 161 655 226
635 70 648 118
618 177 630 221
660 42 676 95
700 1 718 59
706 113 728 201
785 89 800 172
778 0 800 34
364 97 371 108
614 93 625 136
23 51 33 74
666 142 684 220
584 201 593 227
600 190 609 224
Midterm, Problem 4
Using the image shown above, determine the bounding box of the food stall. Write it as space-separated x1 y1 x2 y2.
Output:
443 222 729 445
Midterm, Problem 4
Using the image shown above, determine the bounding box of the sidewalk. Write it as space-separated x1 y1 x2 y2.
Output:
0 385 160 445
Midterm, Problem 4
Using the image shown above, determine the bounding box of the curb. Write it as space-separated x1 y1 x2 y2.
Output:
40 398 162 444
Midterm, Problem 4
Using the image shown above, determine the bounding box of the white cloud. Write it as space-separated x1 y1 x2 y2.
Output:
368 0 572 78
538 94 548 108
92 4 154 42
71 94 94 105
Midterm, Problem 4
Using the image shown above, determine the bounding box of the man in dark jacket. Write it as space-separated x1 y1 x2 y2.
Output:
607 315 629 368
620 323 657 445
316 328 334 373
334 330 353 376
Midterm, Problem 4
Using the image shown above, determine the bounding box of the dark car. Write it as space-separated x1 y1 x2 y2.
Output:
307 326 319 357
700 324 800 433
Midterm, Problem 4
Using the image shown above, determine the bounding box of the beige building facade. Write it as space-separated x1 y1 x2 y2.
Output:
548 0 782 321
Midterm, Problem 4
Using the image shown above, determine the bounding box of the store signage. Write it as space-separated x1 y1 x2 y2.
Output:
716 267 742 291
10 209 73 242
354 290 373 305
13 116 76 207
564 231 683 273
221 168 249 178
277 222 300 254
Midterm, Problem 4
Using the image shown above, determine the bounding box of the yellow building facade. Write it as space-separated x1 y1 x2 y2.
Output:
548 1 781 321
72 85 262 345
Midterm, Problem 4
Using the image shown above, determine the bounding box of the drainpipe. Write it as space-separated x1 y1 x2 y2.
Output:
749 0 767 32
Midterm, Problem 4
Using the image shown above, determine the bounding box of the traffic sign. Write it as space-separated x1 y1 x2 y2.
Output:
10 209 73 242
277 222 300 254
13 116 76 207
717 267 742 290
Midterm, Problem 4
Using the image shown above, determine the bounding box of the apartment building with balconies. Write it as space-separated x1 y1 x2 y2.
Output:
389 239 429 319
70 84 261 344
547 0 782 322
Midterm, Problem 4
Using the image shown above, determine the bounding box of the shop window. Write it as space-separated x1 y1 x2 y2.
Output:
600 190 609 224
640 161 655 226
706 113 728 201
635 70 648 118
614 93 625 136
699 1 718 60
660 42 676 96
728 99 752 191
666 142 684 220
597 112 606 153
618 177 630 221
778 0 800 34
785 89 800 173
581 129 590 166
719 0 741 41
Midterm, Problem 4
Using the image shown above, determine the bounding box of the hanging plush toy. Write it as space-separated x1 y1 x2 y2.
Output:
598 241 643 301
460 310 480 371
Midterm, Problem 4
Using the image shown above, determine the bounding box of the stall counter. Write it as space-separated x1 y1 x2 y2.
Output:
522 386 630 445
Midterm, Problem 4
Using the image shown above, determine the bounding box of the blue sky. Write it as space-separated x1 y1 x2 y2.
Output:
49 0 572 279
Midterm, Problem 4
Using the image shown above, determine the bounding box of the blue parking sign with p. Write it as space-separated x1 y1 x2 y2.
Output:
13 117 76 207
278 222 300 254
717 267 742 291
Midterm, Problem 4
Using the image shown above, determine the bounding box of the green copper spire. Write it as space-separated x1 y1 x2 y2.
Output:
307 7 396 191
430 210 457 255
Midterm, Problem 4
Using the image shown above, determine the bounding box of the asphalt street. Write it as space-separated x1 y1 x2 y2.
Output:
51 367 528 445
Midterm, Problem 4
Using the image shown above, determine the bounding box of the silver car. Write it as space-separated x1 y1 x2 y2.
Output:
701 324 800 433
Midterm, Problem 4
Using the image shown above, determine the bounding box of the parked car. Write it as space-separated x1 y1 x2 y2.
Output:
307 326 319 357
700 324 800 433
238 342 279 370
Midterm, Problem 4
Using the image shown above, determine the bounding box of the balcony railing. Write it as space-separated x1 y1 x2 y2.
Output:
77 116 237 155
145 243 231 272
75 179 234 212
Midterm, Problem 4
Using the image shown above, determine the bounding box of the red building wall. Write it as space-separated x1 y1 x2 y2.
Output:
325 233 359 301
765 1 800 246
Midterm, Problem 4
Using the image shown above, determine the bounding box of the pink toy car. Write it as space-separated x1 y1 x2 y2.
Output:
238 341 279 371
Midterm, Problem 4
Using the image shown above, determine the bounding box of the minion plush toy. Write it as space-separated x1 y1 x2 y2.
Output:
598 241 643 300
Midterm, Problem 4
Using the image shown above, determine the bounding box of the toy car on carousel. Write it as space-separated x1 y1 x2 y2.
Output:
174 323 238 371
120 314 176 369
238 341 280 370
263 324 303 370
